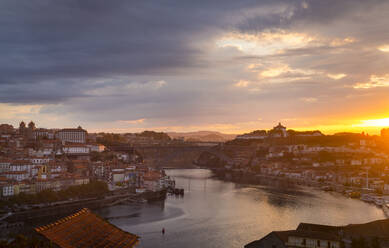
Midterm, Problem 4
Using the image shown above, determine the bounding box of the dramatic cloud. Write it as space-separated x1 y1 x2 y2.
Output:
1 0 389 133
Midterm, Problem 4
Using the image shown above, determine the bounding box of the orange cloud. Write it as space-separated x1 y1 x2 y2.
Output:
354 74 389 89
378 44 389 52
327 73 347 80
234 80 250 87
119 118 146 124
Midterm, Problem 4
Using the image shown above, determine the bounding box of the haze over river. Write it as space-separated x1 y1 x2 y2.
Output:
97 169 385 248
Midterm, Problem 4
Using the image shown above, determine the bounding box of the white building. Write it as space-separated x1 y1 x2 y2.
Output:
4 171 29 181
270 123 288 138
1 184 14 197
9 160 34 176
56 127 87 143
62 144 90 154
0 159 11 173
88 144 105 152
30 157 52 165
111 169 125 184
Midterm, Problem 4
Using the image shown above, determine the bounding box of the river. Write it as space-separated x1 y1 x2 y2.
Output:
97 169 385 248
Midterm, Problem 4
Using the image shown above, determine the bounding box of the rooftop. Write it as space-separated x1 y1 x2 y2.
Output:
35 208 139 248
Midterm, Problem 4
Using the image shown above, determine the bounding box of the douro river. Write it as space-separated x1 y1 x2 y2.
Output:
97 169 385 248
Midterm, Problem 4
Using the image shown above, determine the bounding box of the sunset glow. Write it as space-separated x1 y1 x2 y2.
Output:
1 1 389 135
353 118 389 127
2 2 389 248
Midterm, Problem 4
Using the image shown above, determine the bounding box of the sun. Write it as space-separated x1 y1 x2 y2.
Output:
353 117 389 127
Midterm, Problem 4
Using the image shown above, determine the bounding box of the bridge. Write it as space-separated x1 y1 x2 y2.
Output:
135 144 217 167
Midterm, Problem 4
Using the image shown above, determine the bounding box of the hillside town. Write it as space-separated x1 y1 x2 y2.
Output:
197 123 389 216
0 121 175 205
1 120 389 247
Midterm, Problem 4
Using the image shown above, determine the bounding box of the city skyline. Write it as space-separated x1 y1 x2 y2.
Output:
1 1 389 134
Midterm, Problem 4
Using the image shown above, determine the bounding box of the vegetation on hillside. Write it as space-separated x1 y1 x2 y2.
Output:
96 133 126 146
0 181 108 207
136 131 171 141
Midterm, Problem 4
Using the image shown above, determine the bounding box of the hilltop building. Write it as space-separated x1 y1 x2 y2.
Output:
56 126 87 144
269 122 288 138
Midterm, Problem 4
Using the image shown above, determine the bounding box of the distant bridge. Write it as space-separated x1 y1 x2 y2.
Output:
135 144 217 167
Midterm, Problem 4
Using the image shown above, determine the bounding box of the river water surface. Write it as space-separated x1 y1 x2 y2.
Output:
97 169 385 248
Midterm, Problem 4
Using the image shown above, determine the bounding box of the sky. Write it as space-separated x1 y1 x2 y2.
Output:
1 0 389 134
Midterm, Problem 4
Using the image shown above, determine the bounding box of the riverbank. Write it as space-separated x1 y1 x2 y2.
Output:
0 189 167 238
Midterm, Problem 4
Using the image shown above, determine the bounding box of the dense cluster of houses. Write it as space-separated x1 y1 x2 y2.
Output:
249 141 389 194
218 124 389 199
0 121 171 199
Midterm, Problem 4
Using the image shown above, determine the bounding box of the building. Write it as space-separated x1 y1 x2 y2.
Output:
0 159 11 173
18 121 26 135
111 168 126 184
0 124 14 134
269 123 288 138
1 183 14 197
35 208 139 248
56 126 87 143
143 170 162 191
245 219 389 248
88 143 105 152
245 230 340 248
9 160 34 176
62 143 90 154
33 128 55 140
3 171 29 181
381 128 389 138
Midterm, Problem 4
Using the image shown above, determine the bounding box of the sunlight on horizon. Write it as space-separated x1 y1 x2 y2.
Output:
353 117 389 127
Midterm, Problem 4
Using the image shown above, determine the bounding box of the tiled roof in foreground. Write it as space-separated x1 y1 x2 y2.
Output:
35 208 139 248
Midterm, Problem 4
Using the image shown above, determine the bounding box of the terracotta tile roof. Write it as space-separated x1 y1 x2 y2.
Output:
35 208 139 248
5 171 28 174
343 219 389 239
58 128 87 132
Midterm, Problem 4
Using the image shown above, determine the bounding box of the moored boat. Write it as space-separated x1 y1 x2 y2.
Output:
383 203 389 218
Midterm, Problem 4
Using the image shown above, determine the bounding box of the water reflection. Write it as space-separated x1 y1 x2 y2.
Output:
98 169 385 248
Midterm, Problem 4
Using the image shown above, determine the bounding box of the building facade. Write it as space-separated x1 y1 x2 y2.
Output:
56 127 87 143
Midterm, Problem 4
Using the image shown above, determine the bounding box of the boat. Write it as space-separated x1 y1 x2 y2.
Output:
361 194 373 203
349 191 361 199
383 203 389 218
373 196 384 206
